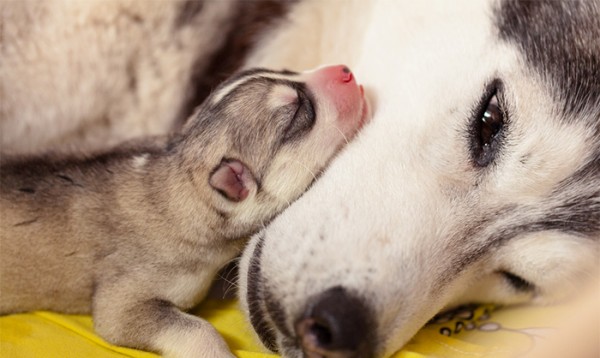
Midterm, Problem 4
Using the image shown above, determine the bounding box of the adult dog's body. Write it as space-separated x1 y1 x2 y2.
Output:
1 1 598 357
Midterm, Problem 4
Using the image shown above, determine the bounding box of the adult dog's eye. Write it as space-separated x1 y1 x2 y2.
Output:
481 96 503 145
470 83 506 167
499 270 535 292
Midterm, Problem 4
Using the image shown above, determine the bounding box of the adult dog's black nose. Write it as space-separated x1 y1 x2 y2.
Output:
295 286 374 358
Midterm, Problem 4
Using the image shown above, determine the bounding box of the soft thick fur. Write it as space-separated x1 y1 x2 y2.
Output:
237 0 600 357
1 1 598 358
0 67 366 357
0 0 291 155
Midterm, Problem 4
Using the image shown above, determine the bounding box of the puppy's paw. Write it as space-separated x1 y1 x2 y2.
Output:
156 318 235 358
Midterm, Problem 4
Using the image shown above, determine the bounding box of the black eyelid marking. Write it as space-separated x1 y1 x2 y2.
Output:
498 270 535 292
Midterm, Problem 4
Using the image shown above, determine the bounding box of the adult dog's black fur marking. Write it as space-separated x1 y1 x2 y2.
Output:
246 233 279 352
496 0 600 118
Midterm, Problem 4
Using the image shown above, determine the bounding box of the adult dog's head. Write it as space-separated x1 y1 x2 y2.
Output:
239 0 600 357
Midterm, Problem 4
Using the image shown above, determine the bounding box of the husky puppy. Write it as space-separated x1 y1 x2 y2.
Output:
0 65 369 357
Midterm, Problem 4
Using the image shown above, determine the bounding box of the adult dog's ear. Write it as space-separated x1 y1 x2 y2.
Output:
209 159 255 202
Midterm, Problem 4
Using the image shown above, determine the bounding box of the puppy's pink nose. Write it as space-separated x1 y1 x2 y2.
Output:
314 65 354 83
303 63 368 137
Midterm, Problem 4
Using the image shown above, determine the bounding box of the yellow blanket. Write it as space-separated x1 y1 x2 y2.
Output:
0 299 566 357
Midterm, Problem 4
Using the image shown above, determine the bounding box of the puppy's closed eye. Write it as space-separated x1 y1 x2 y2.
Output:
282 88 316 143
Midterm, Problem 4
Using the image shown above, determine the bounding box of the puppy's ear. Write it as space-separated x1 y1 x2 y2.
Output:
209 159 255 202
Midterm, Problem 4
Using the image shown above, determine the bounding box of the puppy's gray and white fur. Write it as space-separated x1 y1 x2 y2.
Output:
0 68 353 357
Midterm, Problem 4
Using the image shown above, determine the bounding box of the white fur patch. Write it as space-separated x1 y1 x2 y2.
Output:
131 153 149 169
210 72 300 106
154 319 234 358
267 85 298 109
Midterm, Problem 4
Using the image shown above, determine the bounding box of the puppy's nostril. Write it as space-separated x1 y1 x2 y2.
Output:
295 286 374 357
341 66 353 82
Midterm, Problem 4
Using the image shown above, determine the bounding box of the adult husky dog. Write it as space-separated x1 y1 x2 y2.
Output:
236 0 600 357
1 0 598 357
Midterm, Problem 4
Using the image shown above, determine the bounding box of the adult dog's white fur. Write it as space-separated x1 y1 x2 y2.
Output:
1 0 598 357
237 0 599 357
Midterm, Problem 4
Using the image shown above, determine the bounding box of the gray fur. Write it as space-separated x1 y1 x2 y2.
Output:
496 0 600 119
0 69 345 356
0 0 296 155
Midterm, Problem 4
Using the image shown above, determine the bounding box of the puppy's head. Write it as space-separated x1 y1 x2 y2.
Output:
175 65 369 238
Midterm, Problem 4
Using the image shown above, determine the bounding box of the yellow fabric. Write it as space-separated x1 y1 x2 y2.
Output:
0 299 567 357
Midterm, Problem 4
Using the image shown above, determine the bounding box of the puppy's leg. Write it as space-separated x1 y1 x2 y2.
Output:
93 283 235 358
